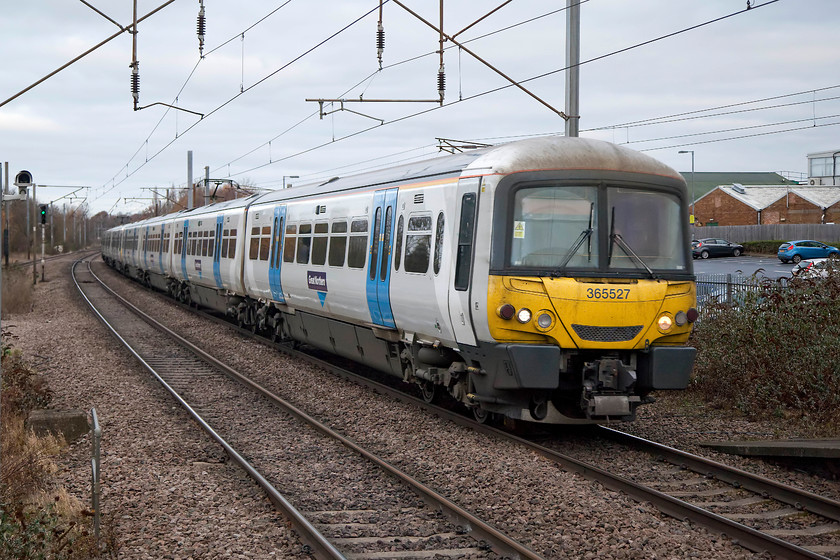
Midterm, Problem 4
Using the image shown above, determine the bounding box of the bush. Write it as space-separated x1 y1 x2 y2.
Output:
691 264 840 434
741 239 840 255
0 338 100 559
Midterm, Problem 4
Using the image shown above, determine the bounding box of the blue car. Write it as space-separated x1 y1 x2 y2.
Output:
777 240 840 264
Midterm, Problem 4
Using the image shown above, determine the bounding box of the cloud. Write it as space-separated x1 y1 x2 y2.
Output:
0 109 60 132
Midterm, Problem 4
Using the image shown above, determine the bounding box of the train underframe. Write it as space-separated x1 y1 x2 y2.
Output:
110 263 694 425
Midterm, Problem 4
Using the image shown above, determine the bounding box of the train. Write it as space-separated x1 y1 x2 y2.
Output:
102 136 697 425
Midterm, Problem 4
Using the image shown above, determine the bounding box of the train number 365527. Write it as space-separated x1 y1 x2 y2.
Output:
586 288 631 300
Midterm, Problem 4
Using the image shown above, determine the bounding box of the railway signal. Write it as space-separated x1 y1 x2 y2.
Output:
40 204 48 224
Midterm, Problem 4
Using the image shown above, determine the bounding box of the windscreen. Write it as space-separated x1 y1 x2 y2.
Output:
509 186 598 268
507 184 688 273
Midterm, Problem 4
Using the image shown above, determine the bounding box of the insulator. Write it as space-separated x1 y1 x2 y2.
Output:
437 65 446 98
197 2 206 55
376 23 385 67
131 66 140 103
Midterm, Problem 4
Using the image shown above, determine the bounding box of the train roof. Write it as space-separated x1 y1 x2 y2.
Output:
252 136 683 206
106 137 684 232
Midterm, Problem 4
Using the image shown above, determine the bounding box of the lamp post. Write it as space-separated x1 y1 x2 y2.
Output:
678 150 695 223
282 175 299 189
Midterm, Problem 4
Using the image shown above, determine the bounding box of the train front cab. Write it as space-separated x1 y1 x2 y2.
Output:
463 168 698 424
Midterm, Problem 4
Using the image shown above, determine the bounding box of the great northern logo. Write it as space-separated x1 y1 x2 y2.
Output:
307 271 328 306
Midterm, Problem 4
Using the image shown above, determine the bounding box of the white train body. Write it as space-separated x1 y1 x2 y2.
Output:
102 137 698 424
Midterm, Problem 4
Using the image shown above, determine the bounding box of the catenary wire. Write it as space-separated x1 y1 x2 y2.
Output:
96 2 384 203
106 0 782 203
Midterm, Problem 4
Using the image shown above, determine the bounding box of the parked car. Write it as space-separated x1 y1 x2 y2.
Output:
777 240 840 264
692 238 744 259
791 258 838 278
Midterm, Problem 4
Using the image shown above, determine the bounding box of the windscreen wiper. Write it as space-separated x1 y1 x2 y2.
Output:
611 232 658 280
608 206 658 280
551 203 594 277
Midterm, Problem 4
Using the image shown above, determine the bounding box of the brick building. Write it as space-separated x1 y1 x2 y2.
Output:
693 184 840 226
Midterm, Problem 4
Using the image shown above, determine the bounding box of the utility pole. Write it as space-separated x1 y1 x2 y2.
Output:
187 151 194 209
204 166 210 206
565 0 581 138
4 162 8 266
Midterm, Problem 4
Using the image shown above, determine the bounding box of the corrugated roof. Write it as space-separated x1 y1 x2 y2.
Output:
698 184 840 211
680 172 796 201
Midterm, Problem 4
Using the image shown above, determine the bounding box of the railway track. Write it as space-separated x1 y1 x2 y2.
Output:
73 256 542 560
89 256 840 559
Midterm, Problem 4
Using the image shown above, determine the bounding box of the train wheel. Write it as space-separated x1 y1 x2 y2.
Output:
472 406 492 424
419 381 438 404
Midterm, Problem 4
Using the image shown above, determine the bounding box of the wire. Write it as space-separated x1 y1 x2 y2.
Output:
219 0 783 181
638 119 840 153
99 1 298 197
95 2 383 202
621 113 840 145
104 0 783 202
211 2 589 178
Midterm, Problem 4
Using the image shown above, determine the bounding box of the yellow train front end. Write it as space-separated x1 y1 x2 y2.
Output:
461 137 697 423
486 275 697 421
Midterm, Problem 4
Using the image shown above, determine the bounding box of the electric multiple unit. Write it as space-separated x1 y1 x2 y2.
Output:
102 136 697 424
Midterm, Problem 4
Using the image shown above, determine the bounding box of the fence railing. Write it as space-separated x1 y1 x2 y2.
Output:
695 273 790 314
692 223 840 244
90 408 101 544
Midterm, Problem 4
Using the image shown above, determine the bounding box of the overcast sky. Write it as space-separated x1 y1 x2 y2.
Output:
2 0 839 215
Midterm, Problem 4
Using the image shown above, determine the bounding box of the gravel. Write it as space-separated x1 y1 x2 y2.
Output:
8 253 834 559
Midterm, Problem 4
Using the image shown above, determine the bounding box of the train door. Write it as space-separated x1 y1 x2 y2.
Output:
213 216 224 289
447 177 481 346
268 205 286 303
158 224 166 274
141 226 149 270
180 221 189 280
366 188 397 328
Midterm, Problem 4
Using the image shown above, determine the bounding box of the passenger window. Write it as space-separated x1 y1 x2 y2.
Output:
380 206 392 281
283 224 297 263
272 219 284 268
259 226 271 261
454 193 477 291
405 215 432 273
394 215 404 271
329 221 347 267
249 226 260 260
312 223 328 266
297 223 312 264
370 208 382 280
347 219 368 269
433 212 444 275
228 228 237 259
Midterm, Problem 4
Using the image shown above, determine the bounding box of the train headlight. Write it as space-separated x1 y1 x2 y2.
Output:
516 308 532 324
657 314 673 332
536 311 554 329
675 311 688 326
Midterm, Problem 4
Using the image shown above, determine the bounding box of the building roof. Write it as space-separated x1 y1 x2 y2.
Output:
696 184 840 211
680 172 797 200
806 149 840 158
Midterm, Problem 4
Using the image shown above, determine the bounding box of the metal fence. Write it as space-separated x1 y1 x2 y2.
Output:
695 273 788 314
692 223 840 244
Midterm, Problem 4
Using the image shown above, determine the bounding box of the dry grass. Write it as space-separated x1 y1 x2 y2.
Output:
2 267 34 315
1 341 104 558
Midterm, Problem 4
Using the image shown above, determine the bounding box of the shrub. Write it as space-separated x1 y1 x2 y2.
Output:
0 339 100 559
691 263 840 434
741 239 840 255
